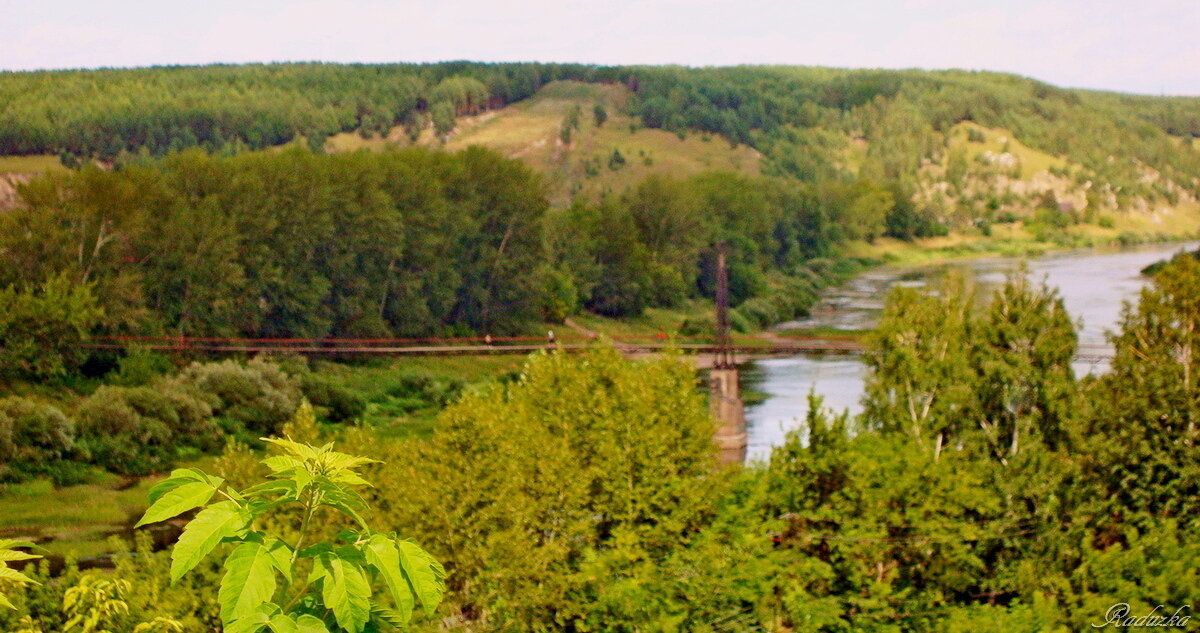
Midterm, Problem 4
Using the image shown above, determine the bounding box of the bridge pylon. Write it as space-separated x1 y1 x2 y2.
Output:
709 243 747 464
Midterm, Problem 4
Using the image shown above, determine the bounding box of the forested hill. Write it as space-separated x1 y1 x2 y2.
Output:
3 62 1200 206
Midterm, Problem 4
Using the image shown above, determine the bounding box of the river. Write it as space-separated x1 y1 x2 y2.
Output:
742 240 1200 462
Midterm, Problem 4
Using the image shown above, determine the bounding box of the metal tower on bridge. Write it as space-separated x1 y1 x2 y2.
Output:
709 242 746 464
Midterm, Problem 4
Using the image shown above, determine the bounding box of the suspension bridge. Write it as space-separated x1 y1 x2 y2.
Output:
80 334 1114 363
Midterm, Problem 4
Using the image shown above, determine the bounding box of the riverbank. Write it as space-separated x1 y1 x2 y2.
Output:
842 215 1200 267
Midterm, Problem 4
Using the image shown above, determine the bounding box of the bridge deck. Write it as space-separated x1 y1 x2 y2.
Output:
81 337 1114 361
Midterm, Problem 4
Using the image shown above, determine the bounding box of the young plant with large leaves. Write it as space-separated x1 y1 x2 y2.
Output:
134 438 444 633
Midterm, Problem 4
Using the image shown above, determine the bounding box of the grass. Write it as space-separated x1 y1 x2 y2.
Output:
308 356 524 439
0 471 159 559
0 154 67 173
568 299 713 339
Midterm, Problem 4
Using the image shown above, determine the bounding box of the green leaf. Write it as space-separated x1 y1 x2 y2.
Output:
363 535 413 623
262 536 294 583
267 613 299 633
320 451 379 473
136 481 218 527
318 556 371 633
371 606 411 630
316 480 370 529
294 614 330 633
0 550 40 563
0 591 15 610
170 500 250 583
395 539 445 619
0 540 38 550
148 469 221 504
224 602 279 633
0 566 36 585
262 455 307 474
220 541 279 623
328 470 371 487
262 438 321 460
243 479 298 500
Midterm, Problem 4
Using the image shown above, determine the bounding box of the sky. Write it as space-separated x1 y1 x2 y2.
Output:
1 0 1197 95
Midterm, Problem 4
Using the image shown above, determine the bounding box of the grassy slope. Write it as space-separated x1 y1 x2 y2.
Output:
0 155 66 174
328 81 761 205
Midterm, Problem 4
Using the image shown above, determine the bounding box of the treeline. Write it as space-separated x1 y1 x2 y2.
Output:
1 146 547 345
0 146 918 378
544 172 917 323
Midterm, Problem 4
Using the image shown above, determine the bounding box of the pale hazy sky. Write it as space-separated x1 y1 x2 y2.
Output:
2 0 1197 95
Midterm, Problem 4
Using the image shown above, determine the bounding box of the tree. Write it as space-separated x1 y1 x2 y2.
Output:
864 269 1077 462
0 274 102 379
592 103 608 127
431 101 456 139
863 271 976 456
972 270 1077 460
1080 254 1200 525
364 347 720 629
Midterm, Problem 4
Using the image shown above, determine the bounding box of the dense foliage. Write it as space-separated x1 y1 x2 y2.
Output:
1 146 547 341
3 253 1200 632
0 145 877 364
0 63 604 158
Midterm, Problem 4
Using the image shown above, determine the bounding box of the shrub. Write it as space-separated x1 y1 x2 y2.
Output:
110 347 174 386
0 397 76 483
174 358 300 436
364 348 719 629
76 386 175 475
298 374 367 423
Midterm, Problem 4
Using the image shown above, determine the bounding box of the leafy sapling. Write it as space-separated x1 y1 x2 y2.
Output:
135 438 445 633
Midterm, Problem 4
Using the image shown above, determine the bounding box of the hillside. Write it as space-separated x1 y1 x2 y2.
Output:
5 63 1200 232
325 81 762 204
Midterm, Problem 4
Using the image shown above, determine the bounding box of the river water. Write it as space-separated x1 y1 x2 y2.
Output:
742 240 1200 462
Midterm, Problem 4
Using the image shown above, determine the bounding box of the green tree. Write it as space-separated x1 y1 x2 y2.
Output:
0 274 102 379
365 348 720 629
1079 254 1200 526
592 103 607 127
430 102 455 139
863 272 977 455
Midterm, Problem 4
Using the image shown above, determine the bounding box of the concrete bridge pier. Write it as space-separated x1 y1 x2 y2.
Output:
710 367 747 464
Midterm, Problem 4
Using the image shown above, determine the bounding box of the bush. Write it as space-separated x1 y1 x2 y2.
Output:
110 347 174 386
174 358 301 436
76 386 175 476
0 397 76 483
299 374 367 423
